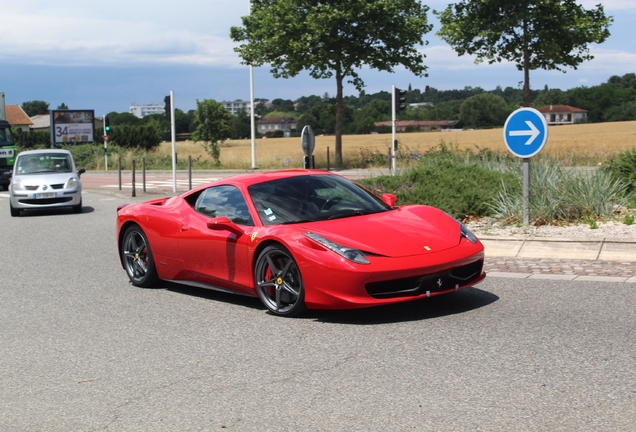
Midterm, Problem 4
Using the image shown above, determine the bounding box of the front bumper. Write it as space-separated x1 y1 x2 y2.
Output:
10 188 82 209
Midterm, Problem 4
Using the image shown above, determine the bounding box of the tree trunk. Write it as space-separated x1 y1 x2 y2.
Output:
522 19 531 107
335 70 344 167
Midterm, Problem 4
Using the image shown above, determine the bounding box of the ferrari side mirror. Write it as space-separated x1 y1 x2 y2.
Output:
207 216 243 235
381 193 396 207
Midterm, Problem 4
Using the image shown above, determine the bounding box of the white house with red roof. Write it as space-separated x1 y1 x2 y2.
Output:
536 105 588 125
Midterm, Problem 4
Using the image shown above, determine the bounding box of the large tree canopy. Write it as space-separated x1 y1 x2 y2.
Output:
230 0 432 166
21 100 50 117
435 0 612 106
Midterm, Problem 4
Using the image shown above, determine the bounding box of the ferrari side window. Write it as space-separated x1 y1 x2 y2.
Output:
195 186 254 226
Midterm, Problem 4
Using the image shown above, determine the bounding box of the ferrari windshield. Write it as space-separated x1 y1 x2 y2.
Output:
16 153 73 174
248 174 391 226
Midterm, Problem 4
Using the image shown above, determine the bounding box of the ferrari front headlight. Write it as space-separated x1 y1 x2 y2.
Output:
65 177 79 189
304 232 370 265
459 222 478 244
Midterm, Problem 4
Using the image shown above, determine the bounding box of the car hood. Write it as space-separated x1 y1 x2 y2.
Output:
300 205 463 258
15 172 79 187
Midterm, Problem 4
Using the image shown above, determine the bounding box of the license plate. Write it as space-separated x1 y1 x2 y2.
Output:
35 192 56 199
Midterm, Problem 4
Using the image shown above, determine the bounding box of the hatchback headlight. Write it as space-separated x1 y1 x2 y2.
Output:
304 232 370 265
11 180 25 192
65 177 79 189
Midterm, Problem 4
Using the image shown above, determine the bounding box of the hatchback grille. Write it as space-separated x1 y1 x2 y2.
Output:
18 197 73 205
365 260 483 299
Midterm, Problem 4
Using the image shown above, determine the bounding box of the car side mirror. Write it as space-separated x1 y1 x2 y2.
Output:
1 171 11 180
381 193 397 207
77 168 86 177
206 216 243 235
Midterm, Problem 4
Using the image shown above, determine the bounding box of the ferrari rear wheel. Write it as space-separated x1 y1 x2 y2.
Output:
254 245 306 317
121 225 159 288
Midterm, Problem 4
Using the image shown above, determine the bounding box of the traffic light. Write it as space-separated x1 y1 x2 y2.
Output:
394 88 407 115
164 95 171 122
104 116 111 132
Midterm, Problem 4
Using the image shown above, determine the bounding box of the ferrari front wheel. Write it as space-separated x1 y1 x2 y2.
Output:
254 245 306 317
121 225 159 288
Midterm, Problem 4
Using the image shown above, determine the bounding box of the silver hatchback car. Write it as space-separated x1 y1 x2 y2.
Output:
5 149 85 217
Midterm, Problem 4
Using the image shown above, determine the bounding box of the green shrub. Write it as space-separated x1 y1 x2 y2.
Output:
109 124 161 150
359 157 517 219
602 148 636 195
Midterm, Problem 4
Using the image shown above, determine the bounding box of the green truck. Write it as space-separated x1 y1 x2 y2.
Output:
0 119 16 190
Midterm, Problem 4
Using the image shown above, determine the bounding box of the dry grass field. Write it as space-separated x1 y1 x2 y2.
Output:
157 120 636 169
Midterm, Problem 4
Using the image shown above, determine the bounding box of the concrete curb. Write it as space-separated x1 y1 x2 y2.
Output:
480 235 636 262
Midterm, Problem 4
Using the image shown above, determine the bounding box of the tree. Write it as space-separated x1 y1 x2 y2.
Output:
192 99 232 165
230 109 252 139
57 103 68 110
230 0 432 166
22 100 50 116
435 0 612 107
459 93 512 128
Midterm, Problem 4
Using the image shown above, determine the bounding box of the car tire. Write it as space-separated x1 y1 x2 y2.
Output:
254 244 306 317
121 225 160 288
72 199 82 214
10 203 20 217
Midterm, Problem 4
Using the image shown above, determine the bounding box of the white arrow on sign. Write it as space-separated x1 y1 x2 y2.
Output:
508 120 540 145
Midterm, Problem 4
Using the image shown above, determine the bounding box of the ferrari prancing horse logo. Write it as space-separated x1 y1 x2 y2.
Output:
251 232 258 242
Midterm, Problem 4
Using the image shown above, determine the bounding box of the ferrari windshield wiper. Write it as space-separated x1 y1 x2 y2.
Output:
280 218 316 225
328 210 380 220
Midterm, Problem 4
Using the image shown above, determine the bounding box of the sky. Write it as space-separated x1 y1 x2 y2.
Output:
2 0 635 116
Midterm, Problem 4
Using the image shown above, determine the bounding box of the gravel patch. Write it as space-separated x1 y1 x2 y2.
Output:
466 217 636 239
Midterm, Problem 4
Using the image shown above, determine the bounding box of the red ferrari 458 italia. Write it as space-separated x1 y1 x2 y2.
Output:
116 170 485 316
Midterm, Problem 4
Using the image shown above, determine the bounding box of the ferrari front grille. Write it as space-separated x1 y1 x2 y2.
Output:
365 259 483 299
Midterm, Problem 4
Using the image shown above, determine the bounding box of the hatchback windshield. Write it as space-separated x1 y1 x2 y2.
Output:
248 174 390 225
17 153 73 174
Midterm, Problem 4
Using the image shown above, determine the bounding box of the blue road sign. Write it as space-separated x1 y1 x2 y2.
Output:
503 108 548 158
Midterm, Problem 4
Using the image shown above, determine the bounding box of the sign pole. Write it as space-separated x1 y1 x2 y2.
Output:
249 65 257 169
103 114 108 171
170 90 176 193
391 84 397 176
503 107 548 226
523 158 530 225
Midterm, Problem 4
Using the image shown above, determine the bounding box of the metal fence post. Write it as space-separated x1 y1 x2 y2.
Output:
188 155 192 190
131 159 136 197
142 157 146 193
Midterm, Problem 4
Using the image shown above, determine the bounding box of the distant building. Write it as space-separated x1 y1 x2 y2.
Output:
5 105 33 132
257 117 297 137
129 102 165 118
374 120 459 132
536 105 588 125
222 100 252 116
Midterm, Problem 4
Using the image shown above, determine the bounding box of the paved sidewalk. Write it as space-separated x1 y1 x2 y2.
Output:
484 257 636 283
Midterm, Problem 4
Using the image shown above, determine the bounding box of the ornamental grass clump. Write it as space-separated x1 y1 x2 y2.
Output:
491 157 629 225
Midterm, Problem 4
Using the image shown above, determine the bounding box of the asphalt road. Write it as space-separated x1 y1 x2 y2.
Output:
1 191 635 431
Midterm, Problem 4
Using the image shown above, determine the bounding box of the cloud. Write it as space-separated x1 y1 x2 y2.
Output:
0 0 245 67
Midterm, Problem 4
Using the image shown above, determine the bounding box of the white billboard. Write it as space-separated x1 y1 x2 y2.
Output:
50 110 95 144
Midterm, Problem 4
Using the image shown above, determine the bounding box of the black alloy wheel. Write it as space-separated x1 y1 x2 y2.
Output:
121 225 159 287
254 245 306 317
